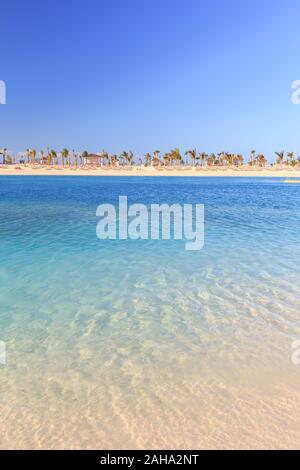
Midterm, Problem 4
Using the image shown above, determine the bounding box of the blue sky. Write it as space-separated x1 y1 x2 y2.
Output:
1 0 300 160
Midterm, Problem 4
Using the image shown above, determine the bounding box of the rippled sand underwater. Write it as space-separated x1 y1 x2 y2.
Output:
0 176 300 449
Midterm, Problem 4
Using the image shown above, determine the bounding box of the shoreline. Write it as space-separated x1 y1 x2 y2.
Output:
1 166 300 177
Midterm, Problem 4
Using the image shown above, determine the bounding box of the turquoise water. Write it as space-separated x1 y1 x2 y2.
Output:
0 176 300 449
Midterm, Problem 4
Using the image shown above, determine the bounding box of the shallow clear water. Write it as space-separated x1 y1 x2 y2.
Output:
0 176 300 449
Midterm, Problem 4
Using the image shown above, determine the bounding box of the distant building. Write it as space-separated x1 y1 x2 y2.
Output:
83 154 101 165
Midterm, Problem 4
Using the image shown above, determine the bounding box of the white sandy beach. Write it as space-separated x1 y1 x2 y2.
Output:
1 166 300 177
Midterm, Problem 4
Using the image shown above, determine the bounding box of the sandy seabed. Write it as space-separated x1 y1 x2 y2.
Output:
1 167 300 449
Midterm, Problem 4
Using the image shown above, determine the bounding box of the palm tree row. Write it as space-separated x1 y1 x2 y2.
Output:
275 151 300 167
1 148 300 168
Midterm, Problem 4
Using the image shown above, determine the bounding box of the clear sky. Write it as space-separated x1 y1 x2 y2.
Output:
1 0 300 161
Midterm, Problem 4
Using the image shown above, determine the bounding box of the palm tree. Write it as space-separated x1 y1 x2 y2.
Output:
256 154 267 167
30 149 37 164
121 151 133 166
71 149 75 166
46 151 53 166
208 153 217 166
0 148 7 164
153 150 161 166
144 153 152 166
223 153 232 166
128 151 134 165
287 152 295 167
163 153 171 166
61 148 69 167
198 152 208 167
110 154 119 167
236 154 244 166
249 150 256 166
185 149 197 166
153 150 160 160
121 151 128 165
73 151 78 167
170 148 182 166
217 152 226 166
275 151 284 165
82 151 88 166
49 150 57 166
